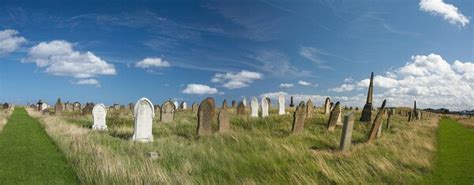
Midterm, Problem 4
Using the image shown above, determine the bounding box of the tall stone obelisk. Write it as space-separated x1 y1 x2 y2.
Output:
360 72 374 122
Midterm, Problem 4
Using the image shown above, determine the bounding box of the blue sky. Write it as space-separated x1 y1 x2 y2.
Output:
0 0 472 110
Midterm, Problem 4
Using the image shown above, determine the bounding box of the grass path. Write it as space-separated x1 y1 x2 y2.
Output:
0 107 79 184
427 117 474 184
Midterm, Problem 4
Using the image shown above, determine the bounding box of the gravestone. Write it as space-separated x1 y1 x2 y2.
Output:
367 99 387 142
386 113 392 130
231 100 237 108
330 102 334 111
327 102 341 131
306 99 314 118
173 101 179 110
289 96 295 107
250 97 259 117
54 98 63 114
278 95 285 115
73 102 81 112
324 97 331 115
360 72 374 122
243 97 247 107
37 100 43 111
192 102 198 112
128 103 134 110
181 101 187 110
336 105 343 126
161 101 175 123
218 100 230 133
291 101 306 134
64 102 72 111
154 105 161 119
82 103 94 115
113 104 120 110
132 98 155 142
261 97 269 117
197 97 215 136
339 112 355 152
2 103 9 110
92 103 107 130
236 101 246 116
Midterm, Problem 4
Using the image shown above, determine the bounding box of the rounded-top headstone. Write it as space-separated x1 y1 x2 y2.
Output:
92 103 107 130
132 98 155 142
197 97 215 136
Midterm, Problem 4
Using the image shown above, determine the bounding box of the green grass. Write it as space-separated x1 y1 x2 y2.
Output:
0 108 79 184
426 117 474 184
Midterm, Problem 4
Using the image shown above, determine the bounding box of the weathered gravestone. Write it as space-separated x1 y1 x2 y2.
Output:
231 100 237 108
261 97 269 117
218 100 230 133
336 105 343 126
386 112 392 130
291 101 306 134
128 103 134 110
367 99 387 142
73 102 81 112
192 102 198 112
329 102 334 111
161 101 175 123
306 99 314 118
197 97 215 136
250 97 259 118
65 102 72 111
132 98 154 142
360 72 374 122
82 103 94 115
324 97 331 115
92 103 107 130
236 101 246 116
339 112 355 152
2 103 9 110
154 105 161 119
278 95 285 115
54 98 63 114
327 102 341 131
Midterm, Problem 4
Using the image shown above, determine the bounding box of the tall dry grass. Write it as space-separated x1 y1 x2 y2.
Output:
27 107 438 184
0 107 14 131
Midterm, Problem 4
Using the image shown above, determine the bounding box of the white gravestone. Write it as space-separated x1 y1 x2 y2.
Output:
261 97 269 117
173 101 179 109
278 95 285 115
243 97 247 107
132 98 155 142
250 97 259 117
92 103 107 130
182 102 187 109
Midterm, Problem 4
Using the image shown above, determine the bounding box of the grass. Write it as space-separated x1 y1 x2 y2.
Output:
0 108 12 131
0 108 79 184
27 107 438 184
425 117 474 184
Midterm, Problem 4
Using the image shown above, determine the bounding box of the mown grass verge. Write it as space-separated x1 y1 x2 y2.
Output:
425 117 474 184
0 108 79 184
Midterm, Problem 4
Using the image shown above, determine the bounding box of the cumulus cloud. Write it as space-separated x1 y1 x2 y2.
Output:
279 83 294 88
72 78 101 87
26 40 116 84
0 29 26 55
135 57 170 68
212 70 263 89
298 80 312 86
182 84 219 95
420 0 470 26
330 53 474 110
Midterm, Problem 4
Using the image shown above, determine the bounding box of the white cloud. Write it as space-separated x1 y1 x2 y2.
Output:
0 29 26 55
279 83 294 88
420 0 470 26
26 40 116 81
255 50 311 77
135 57 170 68
72 78 101 87
330 53 474 110
212 70 263 89
182 84 219 95
298 80 312 86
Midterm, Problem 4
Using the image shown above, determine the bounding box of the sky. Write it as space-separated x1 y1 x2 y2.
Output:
0 0 472 110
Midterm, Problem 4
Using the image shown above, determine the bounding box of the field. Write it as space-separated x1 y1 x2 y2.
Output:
26 107 439 184
0 108 79 184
